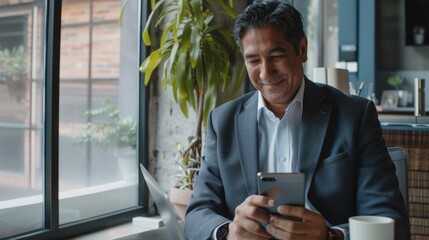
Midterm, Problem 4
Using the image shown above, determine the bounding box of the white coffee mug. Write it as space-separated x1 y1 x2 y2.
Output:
349 216 394 240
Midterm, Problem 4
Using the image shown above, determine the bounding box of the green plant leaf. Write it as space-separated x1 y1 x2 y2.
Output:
176 50 190 99
387 75 404 89
160 21 175 46
140 49 163 85
177 92 189 118
203 14 214 27
209 0 236 18
164 42 180 81
189 24 202 68
171 74 179 102
221 59 231 91
203 73 217 126
217 28 236 47
187 71 197 110
0 45 26 76
140 49 160 72
74 98 137 150
190 0 203 28
118 0 130 27
142 0 166 46
161 59 170 90
180 22 192 53
230 63 247 100
176 0 187 30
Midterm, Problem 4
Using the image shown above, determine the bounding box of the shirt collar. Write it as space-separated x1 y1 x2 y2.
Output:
257 78 305 121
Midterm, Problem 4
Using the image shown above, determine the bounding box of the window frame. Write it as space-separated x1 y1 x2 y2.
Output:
9 1 150 239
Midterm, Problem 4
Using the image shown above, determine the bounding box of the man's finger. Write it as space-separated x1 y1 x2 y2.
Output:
247 194 275 208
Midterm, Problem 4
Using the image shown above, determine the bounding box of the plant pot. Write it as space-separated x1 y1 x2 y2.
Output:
169 187 192 221
397 90 408 107
114 147 137 183
414 34 424 45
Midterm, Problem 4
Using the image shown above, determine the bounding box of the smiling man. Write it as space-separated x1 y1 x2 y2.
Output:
184 1 410 240
242 25 306 119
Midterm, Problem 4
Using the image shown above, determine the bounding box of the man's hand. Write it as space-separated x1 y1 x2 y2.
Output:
227 195 274 240
265 205 328 240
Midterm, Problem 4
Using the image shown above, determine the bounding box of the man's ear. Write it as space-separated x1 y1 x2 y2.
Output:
299 37 308 62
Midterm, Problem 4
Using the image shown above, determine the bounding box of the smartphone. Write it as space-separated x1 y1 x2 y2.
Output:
257 172 305 219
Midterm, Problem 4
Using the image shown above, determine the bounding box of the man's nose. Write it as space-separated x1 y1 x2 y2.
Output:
259 60 276 81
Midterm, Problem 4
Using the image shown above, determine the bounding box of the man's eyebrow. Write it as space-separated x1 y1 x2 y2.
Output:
269 47 287 54
243 47 288 60
243 53 257 59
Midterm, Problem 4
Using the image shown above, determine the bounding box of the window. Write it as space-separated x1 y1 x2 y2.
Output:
293 0 339 78
0 1 45 237
58 0 139 225
0 0 148 239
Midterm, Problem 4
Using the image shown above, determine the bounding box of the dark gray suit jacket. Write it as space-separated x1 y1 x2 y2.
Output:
185 79 410 240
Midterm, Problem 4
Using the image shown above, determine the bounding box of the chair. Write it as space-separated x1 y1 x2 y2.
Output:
388 147 408 208
313 67 350 94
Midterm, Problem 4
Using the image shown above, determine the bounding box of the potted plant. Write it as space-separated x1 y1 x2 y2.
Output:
0 45 27 102
387 74 404 90
121 0 245 219
413 26 425 45
73 98 138 181
387 73 408 107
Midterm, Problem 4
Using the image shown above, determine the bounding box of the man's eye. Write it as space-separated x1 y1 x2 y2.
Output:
247 59 260 65
271 55 284 59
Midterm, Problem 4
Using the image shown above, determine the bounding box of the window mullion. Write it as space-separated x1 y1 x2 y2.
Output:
138 0 150 210
44 0 62 233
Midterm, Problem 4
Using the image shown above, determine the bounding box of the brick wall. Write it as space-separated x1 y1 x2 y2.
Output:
60 0 121 79
148 80 198 191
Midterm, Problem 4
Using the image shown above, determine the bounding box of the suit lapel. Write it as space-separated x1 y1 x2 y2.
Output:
297 80 332 206
237 93 259 195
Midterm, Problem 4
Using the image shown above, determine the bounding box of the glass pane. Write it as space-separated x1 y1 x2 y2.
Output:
60 25 90 79
323 0 339 68
61 0 90 25
294 0 339 77
0 0 45 238
59 0 139 225
92 22 120 79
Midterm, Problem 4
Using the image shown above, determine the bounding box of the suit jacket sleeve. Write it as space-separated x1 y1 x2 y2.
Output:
184 93 257 240
184 110 233 240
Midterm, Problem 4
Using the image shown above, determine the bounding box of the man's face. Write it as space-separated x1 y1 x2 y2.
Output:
241 26 307 108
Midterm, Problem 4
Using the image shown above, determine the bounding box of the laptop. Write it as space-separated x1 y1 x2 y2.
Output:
139 164 187 240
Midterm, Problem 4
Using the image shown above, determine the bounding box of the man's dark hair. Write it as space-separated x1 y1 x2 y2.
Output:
233 0 306 54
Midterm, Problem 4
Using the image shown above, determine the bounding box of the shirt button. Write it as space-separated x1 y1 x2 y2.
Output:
281 156 287 162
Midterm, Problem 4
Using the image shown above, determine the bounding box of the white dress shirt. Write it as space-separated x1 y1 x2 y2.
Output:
257 80 304 173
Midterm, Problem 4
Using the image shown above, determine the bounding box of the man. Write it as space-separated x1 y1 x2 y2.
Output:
184 1 410 239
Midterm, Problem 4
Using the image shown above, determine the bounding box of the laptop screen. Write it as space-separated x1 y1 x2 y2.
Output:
139 164 186 240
